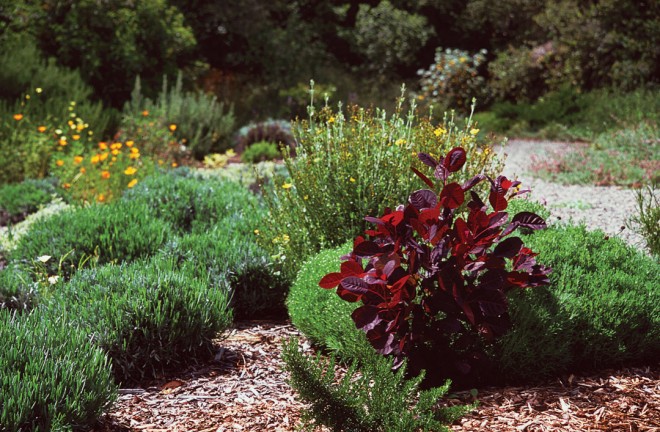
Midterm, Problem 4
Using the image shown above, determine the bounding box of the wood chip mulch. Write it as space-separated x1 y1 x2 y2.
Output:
95 320 659 432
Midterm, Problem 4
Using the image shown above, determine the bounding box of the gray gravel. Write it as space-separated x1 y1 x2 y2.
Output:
499 139 649 250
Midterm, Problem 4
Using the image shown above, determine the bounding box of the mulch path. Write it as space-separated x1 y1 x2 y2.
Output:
94 320 659 431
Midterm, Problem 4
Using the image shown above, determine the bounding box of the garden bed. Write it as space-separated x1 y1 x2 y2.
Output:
95 320 659 431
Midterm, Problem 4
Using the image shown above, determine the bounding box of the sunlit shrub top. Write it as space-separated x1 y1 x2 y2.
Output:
261 86 504 278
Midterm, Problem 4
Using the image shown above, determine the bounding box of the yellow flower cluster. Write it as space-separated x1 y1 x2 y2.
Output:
52 136 149 204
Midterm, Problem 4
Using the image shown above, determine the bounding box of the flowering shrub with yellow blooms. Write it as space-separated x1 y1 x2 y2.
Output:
50 137 154 204
115 108 186 168
261 85 505 279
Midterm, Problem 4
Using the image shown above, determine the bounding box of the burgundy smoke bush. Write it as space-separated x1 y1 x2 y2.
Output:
320 147 551 384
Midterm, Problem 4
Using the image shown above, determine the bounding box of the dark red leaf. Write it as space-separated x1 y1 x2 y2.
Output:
439 182 465 209
493 236 523 258
511 212 547 230
319 272 343 289
353 240 381 257
364 216 385 225
341 260 364 277
340 276 371 296
411 166 435 189
382 210 404 226
478 269 507 290
469 289 508 317
463 174 486 191
434 164 449 181
351 305 381 331
409 189 438 210
488 189 508 211
418 152 439 168
468 191 486 211
444 147 467 172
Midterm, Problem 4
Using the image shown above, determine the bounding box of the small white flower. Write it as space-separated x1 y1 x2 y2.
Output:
37 255 52 263
48 275 59 285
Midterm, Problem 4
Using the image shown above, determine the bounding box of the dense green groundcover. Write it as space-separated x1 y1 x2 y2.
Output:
288 200 660 387
9 199 170 280
122 168 264 236
42 257 233 384
0 178 60 225
0 263 36 312
0 311 117 431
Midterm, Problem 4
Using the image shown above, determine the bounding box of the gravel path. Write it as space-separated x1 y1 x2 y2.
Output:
499 139 648 250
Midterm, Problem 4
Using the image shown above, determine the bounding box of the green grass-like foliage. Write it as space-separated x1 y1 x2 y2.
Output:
0 179 58 225
287 242 370 361
10 199 169 279
123 168 262 235
158 227 288 320
282 338 470 432
44 258 232 383
0 264 36 312
0 311 116 431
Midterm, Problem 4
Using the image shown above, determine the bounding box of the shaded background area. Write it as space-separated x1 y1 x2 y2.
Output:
1 0 658 127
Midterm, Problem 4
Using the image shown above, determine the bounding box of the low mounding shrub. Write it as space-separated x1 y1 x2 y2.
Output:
10 199 169 279
0 178 58 226
282 338 470 432
498 223 660 381
158 227 288 320
44 258 232 383
241 141 281 163
0 264 37 312
0 311 116 431
287 243 371 361
122 169 263 235
234 119 295 153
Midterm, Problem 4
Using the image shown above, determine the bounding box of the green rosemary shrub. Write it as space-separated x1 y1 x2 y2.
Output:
502 223 660 380
282 338 471 432
44 258 232 383
0 178 58 225
287 242 370 361
627 180 660 257
0 311 116 431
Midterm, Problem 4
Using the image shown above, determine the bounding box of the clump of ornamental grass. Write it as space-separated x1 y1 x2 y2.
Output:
261 84 504 279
